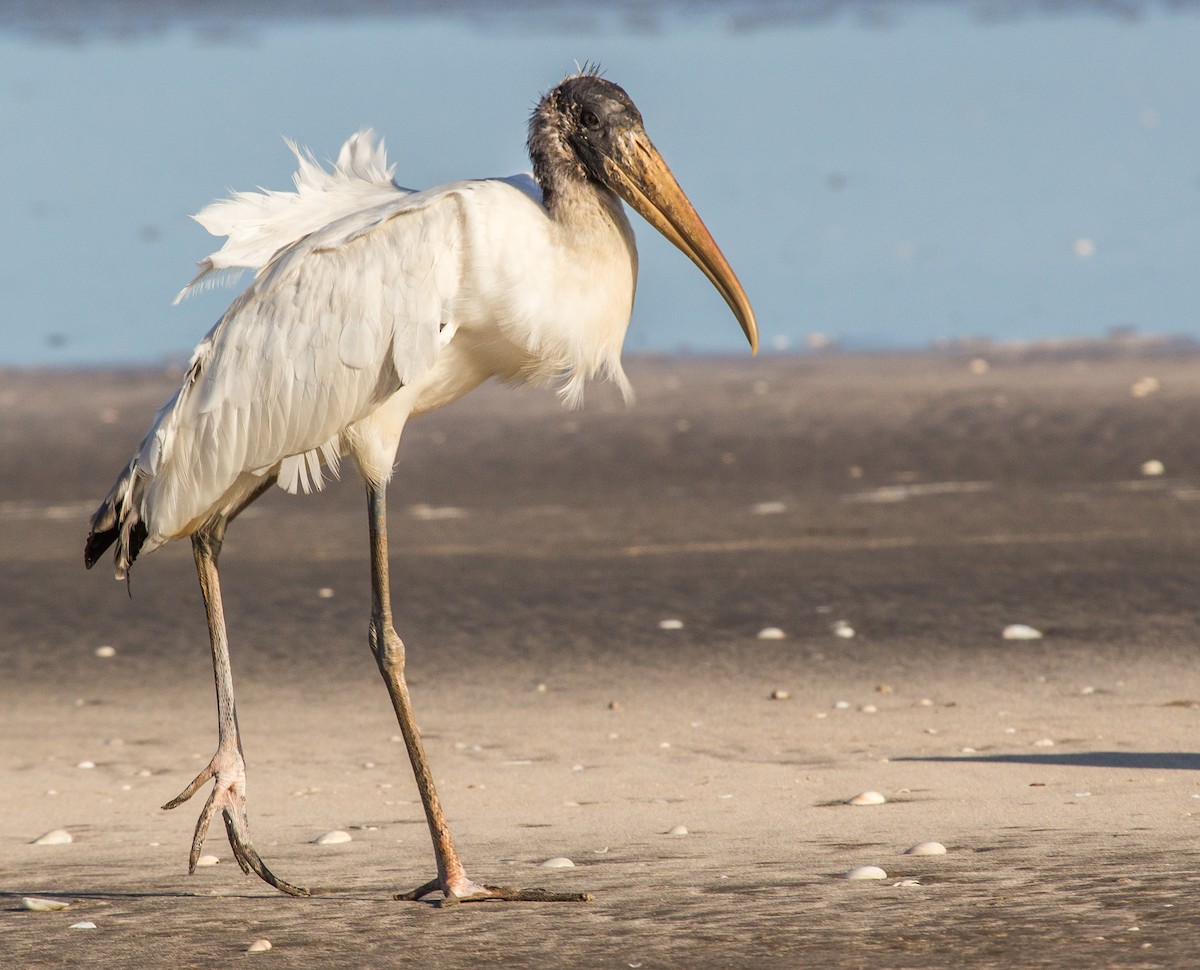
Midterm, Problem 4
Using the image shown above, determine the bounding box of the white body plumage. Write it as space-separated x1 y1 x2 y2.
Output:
114 130 638 573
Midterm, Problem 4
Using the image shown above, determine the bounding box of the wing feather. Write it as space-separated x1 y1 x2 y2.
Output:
143 185 465 536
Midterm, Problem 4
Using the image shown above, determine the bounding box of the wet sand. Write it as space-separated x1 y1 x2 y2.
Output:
3 351 1200 968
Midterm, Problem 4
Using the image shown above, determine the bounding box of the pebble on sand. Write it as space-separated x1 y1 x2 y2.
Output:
832 621 855 639
845 866 887 881
848 791 886 806
666 825 689 836
757 627 786 640
94 645 116 658
658 618 684 630
1142 459 1165 477
539 857 575 868
196 854 220 866
769 689 790 701
1002 624 1043 640
751 501 787 516
69 921 96 930
314 830 352 845
76 760 96 769
904 842 947 856
21 897 70 911
247 940 273 953
32 829 73 845
1130 377 1160 398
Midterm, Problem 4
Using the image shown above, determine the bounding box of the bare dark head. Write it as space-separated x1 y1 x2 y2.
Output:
536 73 645 185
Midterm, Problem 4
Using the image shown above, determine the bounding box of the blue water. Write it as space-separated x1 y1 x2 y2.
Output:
0 3 1196 366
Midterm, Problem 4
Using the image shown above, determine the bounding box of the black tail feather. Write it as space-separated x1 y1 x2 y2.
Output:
84 458 147 580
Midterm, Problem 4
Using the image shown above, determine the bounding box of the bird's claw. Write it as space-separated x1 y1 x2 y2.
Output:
162 758 310 897
396 879 592 906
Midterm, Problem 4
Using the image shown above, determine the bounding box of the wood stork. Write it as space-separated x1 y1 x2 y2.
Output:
85 69 758 903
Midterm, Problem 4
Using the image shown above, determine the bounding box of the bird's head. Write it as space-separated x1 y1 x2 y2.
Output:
531 70 759 354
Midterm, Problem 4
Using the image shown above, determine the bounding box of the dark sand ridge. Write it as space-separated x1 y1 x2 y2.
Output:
3 351 1200 967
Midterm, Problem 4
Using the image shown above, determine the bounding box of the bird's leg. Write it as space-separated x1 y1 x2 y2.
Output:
162 531 308 897
365 484 590 906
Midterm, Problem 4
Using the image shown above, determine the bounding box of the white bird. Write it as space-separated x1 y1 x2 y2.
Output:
85 69 758 904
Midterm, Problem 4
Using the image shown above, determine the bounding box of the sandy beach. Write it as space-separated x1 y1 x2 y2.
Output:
3 351 1200 968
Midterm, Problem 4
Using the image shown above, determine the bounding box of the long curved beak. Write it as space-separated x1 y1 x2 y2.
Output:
599 130 759 354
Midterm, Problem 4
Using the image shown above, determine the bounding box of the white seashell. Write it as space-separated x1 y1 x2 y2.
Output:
76 761 96 770
769 689 790 701
1002 624 1043 640
539 857 575 868
860 704 878 714
69 921 96 929
21 896 70 911
1033 738 1055 748
317 587 335 599
751 501 787 515
904 842 947 856
33 829 73 845
195 854 220 867
1141 459 1165 477
94 645 116 658
832 621 855 638
246 939 272 953
834 700 851 710
849 791 886 806
658 619 684 630
666 825 689 836
314 830 352 845
757 626 786 640
845 865 887 880
1130 377 1160 398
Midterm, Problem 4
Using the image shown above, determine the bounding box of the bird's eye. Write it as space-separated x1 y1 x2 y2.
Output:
580 108 601 130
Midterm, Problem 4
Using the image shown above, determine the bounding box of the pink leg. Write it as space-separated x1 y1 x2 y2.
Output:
162 532 308 897
366 484 590 905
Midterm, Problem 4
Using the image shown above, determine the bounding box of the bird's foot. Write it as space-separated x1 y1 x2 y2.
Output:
395 877 592 907
162 750 309 897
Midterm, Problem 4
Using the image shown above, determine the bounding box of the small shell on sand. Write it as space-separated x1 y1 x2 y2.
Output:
317 587 335 599
751 501 787 515
1002 624 1043 640
845 865 887 880
658 619 684 630
76 761 96 770
904 842 947 856
33 829 73 845
69 921 96 930
247 940 273 953
196 854 220 866
21 897 70 911
1033 738 1055 748
757 627 786 640
832 621 855 638
314 830 352 845
1142 459 1165 477
769 689 790 700
94 645 116 658
539 857 575 868
849 791 886 806
666 825 689 836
